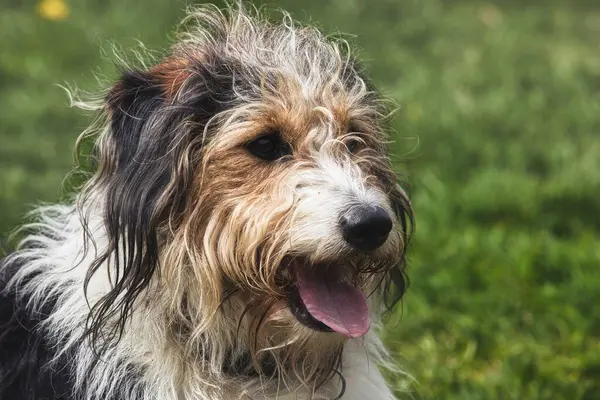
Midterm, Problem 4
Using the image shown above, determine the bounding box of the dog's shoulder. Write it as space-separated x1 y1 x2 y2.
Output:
0 255 74 400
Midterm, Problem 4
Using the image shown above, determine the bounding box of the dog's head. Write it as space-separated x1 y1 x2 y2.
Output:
82 4 412 390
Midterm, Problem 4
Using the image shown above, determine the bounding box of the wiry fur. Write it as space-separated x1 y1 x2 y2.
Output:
0 4 413 400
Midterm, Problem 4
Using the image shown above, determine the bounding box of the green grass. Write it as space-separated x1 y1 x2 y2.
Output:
1 0 599 398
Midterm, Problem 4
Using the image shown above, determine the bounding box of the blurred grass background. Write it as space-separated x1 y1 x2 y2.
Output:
1 0 599 398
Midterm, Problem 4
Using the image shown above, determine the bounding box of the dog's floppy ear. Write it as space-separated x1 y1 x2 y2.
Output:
382 182 413 310
84 66 185 344
84 57 236 344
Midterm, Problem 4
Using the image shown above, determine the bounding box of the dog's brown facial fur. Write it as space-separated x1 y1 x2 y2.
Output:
75 5 412 396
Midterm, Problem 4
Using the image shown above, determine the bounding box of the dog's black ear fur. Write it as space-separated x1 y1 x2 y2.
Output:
104 70 164 168
83 59 238 347
84 68 176 346
382 184 413 311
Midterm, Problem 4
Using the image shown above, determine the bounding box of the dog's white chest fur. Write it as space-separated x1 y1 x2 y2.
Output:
242 340 398 400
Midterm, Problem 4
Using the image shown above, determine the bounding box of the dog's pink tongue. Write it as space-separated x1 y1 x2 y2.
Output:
294 266 370 338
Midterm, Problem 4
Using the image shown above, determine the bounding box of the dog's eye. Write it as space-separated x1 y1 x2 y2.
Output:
346 124 363 154
246 133 291 161
346 137 361 154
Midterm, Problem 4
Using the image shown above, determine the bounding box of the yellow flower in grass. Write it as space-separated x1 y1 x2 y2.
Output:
38 0 70 21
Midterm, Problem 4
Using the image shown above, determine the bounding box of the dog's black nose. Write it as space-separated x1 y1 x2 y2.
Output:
340 205 393 251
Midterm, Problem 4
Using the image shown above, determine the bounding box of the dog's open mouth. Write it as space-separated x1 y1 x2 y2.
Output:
284 259 370 338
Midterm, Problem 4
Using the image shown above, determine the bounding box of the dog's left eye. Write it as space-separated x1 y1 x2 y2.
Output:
346 138 361 154
246 133 292 161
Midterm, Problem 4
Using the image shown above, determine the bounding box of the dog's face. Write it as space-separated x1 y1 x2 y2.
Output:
197 80 408 339
85 6 411 387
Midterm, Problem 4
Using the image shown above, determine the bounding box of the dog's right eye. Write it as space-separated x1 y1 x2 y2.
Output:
246 133 291 161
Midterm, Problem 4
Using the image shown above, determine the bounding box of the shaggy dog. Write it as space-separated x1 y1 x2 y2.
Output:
0 4 412 400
